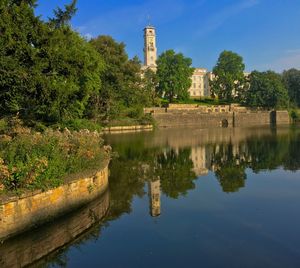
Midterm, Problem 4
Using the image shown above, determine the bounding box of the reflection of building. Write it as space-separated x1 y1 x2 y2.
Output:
148 179 161 217
190 146 209 176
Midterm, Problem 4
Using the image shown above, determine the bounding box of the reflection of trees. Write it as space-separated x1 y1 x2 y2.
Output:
108 158 146 220
282 132 300 171
245 131 300 172
155 148 196 199
210 143 249 193
107 129 300 203
246 136 289 172
209 130 300 193
215 166 246 193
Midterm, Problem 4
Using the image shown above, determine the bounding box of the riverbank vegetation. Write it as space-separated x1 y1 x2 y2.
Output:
0 117 110 193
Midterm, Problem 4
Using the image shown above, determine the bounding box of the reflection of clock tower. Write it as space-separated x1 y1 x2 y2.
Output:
143 25 157 71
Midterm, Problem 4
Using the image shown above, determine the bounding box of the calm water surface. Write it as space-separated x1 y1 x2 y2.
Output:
1 126 300 268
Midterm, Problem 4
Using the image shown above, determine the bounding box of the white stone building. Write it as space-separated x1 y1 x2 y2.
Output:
189 68 213 98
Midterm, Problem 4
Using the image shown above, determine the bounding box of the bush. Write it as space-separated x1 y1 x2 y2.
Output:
290 109 300 122
57 119 102 132
0 119 7 133
0 128 109 192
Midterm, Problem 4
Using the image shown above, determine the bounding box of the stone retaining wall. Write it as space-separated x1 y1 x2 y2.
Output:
276 110 291 125
145 105 290 128
233 111 272 127
0 191 109 268
0 164 109 241
102 124 153 133
153 111 233 128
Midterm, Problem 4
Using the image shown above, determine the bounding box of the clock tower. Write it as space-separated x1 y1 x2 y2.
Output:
143 25 157 71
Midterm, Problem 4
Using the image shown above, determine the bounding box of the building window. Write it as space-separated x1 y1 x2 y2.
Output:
193 83 196 88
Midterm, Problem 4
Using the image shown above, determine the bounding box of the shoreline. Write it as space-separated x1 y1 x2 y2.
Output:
0 161 110 242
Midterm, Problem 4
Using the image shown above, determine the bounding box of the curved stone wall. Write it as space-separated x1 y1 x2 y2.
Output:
0 163 109 241
0 190 109 268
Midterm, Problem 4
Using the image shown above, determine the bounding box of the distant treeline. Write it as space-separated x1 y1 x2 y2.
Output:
210 50 300 112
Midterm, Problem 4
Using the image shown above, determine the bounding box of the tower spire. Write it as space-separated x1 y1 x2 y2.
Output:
147 14 151 26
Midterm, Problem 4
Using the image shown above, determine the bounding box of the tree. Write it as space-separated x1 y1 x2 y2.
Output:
141 68 159 107
0 0 104 123
211 50 245 101
156 50 194 103
49 0 78 28
245 71 289 109
282 68 300 107
90 36 145 121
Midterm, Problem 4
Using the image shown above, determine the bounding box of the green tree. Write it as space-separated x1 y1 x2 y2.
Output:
282 68 300 107
211 50 245 101
142 68 159 107
245 71 289 109
0 0 104 123
90 36 147 121
49 0 78 28
156 50 194 103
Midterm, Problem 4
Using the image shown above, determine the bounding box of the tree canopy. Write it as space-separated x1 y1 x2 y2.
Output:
89 35 152 121
156 50 194 103
211 50 245 101
0 0 104 124
244 71 289 109
282 68 300 107
49 0 78 28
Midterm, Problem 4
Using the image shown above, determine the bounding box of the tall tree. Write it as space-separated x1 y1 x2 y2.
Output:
156 50 194 103
141 69 159 107
90 36 145 121
282 68 300 107
211 50 245 101
49 0 77 28
245 71 289 109
0 0 104 123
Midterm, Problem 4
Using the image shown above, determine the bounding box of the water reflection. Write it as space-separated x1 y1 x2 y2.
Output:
1 126 300 267
107 126 300 204
148 179 161 217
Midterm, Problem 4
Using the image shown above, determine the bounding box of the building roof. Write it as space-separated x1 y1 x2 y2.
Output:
144 25 155 30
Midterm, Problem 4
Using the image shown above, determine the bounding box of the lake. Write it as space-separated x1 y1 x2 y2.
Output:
1 126 300 268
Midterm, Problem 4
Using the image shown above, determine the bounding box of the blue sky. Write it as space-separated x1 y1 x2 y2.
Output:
35 0 300 72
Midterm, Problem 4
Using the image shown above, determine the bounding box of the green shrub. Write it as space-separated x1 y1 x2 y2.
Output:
289 109 300 122
0 129 109 192
0 119 7 133
56 119 102 132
